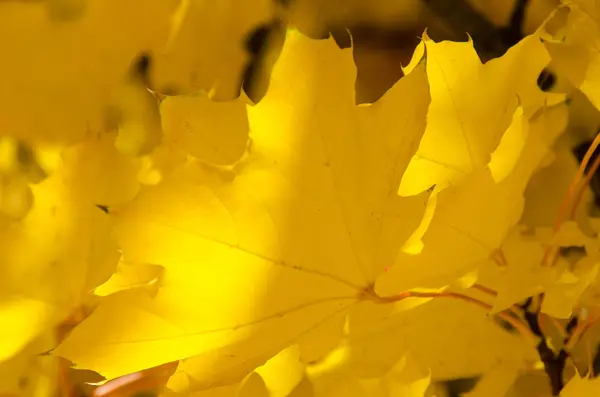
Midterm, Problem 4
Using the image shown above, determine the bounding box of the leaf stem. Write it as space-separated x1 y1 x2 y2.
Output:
490 248 509 266
471 283 498 296
586 337 594 376
92 362 178 397
381 290 538 343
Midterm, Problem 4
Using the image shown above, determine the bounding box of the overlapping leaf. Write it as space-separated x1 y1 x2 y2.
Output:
0 331 58 397
0 145 119 361
0 0 275 147
160 93 250 165
0 0 172 145
561 373 600 396
377 100 567 295
150 0 274 98
2 0 599 396
399 33 553 195
55 30 432 385
301 347 430 397
344 298 538 381
546 0 600 112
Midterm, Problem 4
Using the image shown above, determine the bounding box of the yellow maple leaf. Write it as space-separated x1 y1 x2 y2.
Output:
545 0 600 113
94 260 164 298
304 348 430 397
113 79 163 157
542 260 599 319
254 345 305 397
0 331 58 397
344 298 538 380
167 345 303 396
530 221 599 318
53 30 431 385
0 0 274 147
0 0 173 145
136 140 188 186
151 0 274 99
399 32 554 196
61 132 141 207
561 373 600 396
0 137 64 221
377 101 565 295
0 147 119 361
167 372 268 397
477 228 560 314
461 363 520 397
160 93 250 165
504 369 554 397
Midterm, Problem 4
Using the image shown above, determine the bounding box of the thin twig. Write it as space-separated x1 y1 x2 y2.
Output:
471 284 530 329
566 316 599 351
490 249 509 266
571 145 600 219
543 131 600 266
586 337 594 377
472 284 498 296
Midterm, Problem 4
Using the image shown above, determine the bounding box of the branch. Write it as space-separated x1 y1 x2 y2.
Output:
520 298 577 396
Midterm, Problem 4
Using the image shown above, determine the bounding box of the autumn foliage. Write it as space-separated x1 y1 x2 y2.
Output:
4 1 600 397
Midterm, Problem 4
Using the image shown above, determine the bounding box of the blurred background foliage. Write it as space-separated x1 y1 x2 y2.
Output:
4 1 600 397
